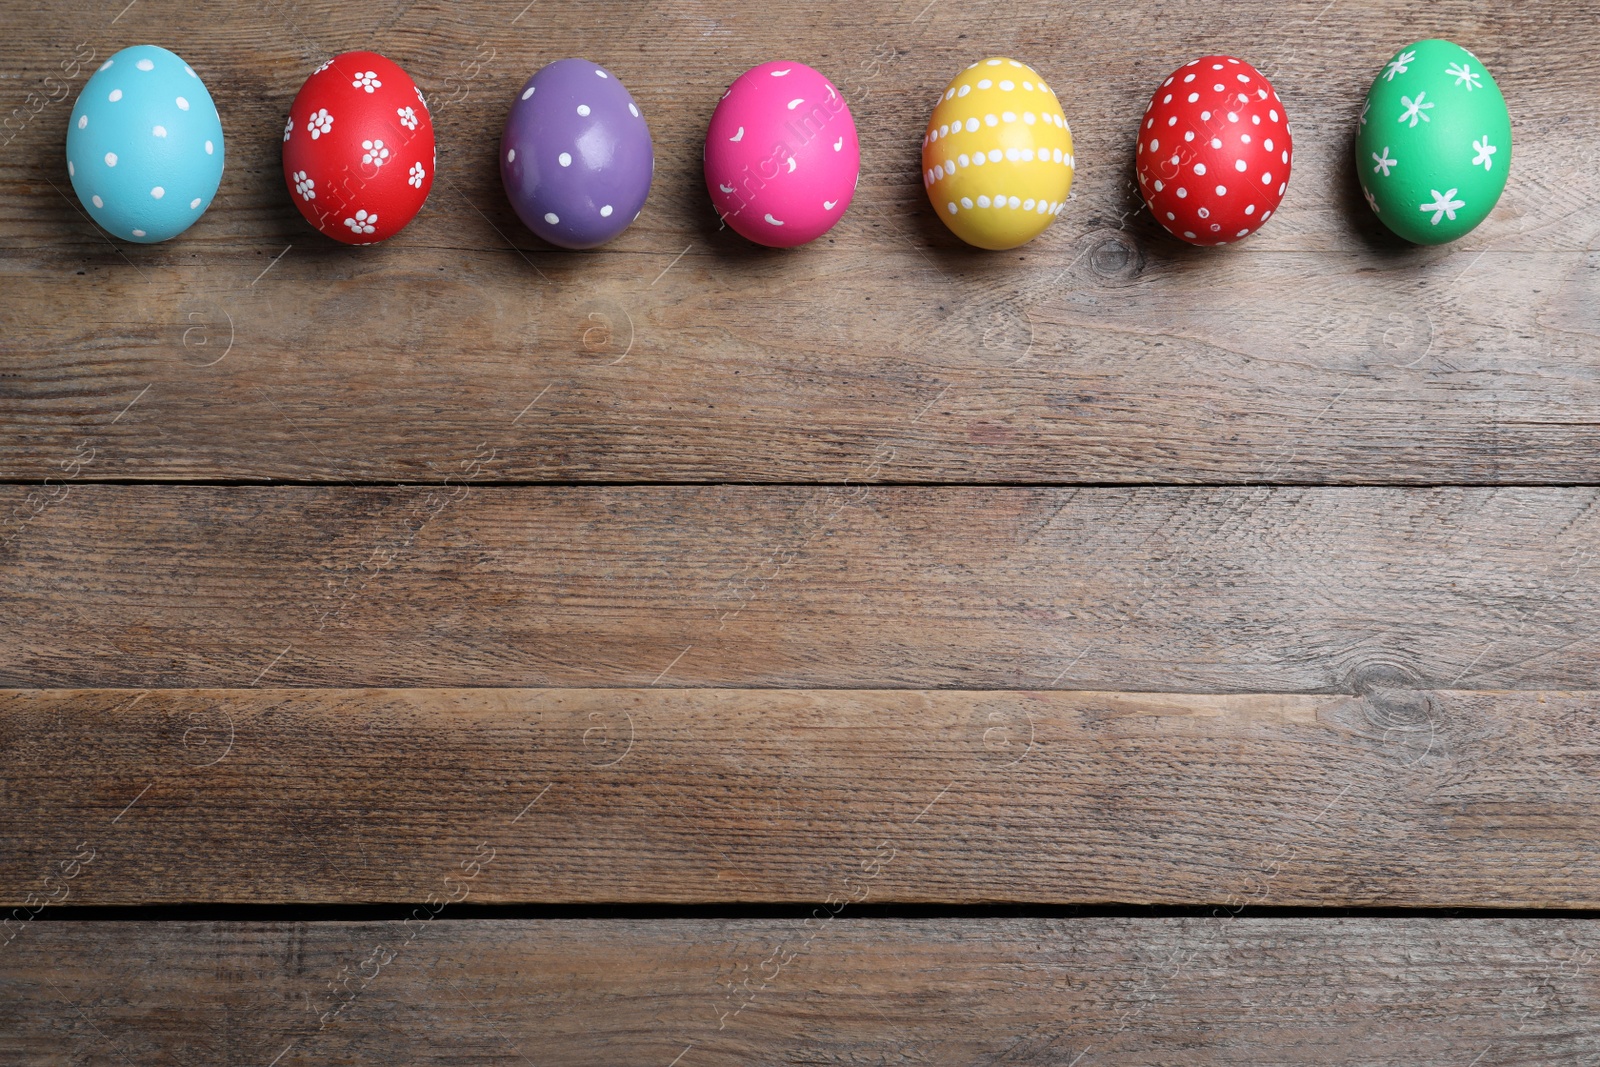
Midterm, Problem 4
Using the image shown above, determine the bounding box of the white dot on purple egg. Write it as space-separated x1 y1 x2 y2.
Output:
595 69 608 78
558 152 572 167
629 103 639 117
522 86 535 100
600 205 613 217
545 212 559 224
507 148 515 162
577 104 590 116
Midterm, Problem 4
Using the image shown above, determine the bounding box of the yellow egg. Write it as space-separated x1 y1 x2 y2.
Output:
922 57 1075 250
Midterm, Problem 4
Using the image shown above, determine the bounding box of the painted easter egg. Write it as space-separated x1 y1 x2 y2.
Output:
1355 40 1510 245
1136 56 1292 246
704 61 859 248
65 45 224 243
282 51 434 245
922 57 1075 251
501 58 653 249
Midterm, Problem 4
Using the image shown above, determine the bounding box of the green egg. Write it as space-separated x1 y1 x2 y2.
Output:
1355 39 1511 244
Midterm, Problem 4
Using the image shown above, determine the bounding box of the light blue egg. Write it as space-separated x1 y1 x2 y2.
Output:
65 45 225 243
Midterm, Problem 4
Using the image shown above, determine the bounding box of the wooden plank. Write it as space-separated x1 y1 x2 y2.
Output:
4 918 1598 1064
2 0 1597 483
5 686 1599 906
4 485 1600 691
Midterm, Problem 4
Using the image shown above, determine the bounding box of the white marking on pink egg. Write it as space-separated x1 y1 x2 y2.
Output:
824 200 837 210
764 213 784 225
786 98 804 110
730 127 744 142
771 68 792 76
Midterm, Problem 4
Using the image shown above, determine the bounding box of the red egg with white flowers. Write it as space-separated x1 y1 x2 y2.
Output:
1135 56 1291 246
282 51 434 244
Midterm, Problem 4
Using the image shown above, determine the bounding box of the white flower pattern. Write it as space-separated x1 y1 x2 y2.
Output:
353 70 382 93
293 170 315 200
1446 62 1482 91
361 138 390 167
1383 50 1416 81
414 84 427 109
408 162 425 188
314 59 333 75
1359 100 1370 127
1472 136 1497 171
1371 147 1397 177
397 106 418 130
308 108 333 139
1362 185 1381 215
344 209 378 234
1419 188 1464 226
1398 92 1433 128
283 117 293 142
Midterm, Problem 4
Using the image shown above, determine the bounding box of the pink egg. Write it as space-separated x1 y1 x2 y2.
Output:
704 61 859 247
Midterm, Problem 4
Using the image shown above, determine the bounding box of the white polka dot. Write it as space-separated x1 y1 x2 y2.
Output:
1020 148 1034 161
965 118 978 132
600 204 613 217
1183 231 1196 239
1002 110 1016 122
1163 93 1172 103
984 114 997 127
204 140 214 154
1262 171 1272 184
108 89 122 102
987 149 1001 162
1245 204 1256 215
999 80 1014 90
176 96 189 110
1187 92 1199 103
977 195 991 207
1201 111 1211 120
136 58 154 70
1212 63 1224 70
1154 179 1164 191
1214 83 1224 92
185 65 195 77
1023 81 1034 90
104 152 117 167
1183 73 1196 83
507 148 516 162
1269 110 1279 122
1167 116 1177 126
947 201 958 215
99 59 111 70
1023 112 1035 125
978 79 992 89
577 104 591 116
1145 117 1153 129
131 228 145 237
1165 211 1175 220
629 103 639 117
77 115 87 129
957 85 970 97
1198 207 1210 219
1210 137 1222 148
1176 187 1187 198
1004 147 1019 162
1279 182 1287 194
1282 150 1290 164
152 125 166 137
939 124 949 137
987 59 1001 66
1184 131 1195 142
1264 138 1274 151
1237 73 1250 83
1006 196 1018 208
1023 198 1035 210
544 212 559 224
67 160 74 176
973 153 985 166
1052 148 1062 162
151 186 164 199
559 152 572 167
190 197 202 209
958 153 970 166
595 69 608 78
1241 133 1251 143
1194 162 1207 175
1235 159 1247 172
960 197 973 209
1262 210 1272 220
1150 138 1160 151
92 195 103 208
1215 185 1227 196
1237 229 1250 237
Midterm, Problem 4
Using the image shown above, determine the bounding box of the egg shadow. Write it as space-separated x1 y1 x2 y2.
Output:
1336 118 1433 259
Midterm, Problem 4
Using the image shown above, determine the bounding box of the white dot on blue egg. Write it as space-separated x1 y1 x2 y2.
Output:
68 161 74 176
176 96 189 111
190 197 201 209
136 58 154 70
132 229 144 237
108 89 122 102
152 125 166 137
205 141 213 154
104 152 117 167
151 186 164 199
77 115 87 129
92 195 103 207
184 65 196 78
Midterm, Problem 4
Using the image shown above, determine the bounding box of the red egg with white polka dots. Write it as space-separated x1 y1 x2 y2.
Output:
281 51 435 245
1135 55 1291 246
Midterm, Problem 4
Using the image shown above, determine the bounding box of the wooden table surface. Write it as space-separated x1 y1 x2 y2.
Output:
4 0 1600 1063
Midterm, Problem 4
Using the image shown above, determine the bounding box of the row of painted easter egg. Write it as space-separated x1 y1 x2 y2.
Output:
66 40 1509 252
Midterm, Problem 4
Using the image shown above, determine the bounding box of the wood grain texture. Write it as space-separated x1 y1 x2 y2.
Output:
2 0 1598 483
5 686 1599 906
5 918 1599 1065
5 485 1600 691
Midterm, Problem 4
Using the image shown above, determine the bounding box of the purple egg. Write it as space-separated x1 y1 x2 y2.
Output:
500 58 653 249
